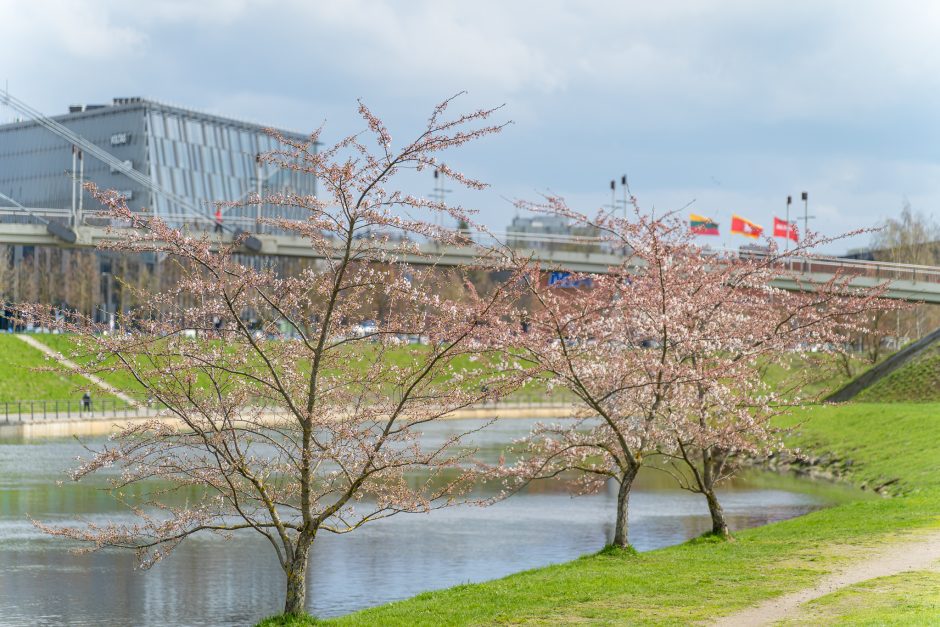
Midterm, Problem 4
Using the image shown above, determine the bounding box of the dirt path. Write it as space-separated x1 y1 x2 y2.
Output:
16 334 139 406
711 530 940 626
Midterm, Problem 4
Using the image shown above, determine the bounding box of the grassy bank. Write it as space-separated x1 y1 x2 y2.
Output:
260 402 940 625
0 335 102 402
35 333 147 395
0 333 570 404
5 335 851 405
856 341 940 403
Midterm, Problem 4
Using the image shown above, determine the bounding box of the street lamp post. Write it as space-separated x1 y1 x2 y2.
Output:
621 175 628 220
609 179 616 215
802 191 813 240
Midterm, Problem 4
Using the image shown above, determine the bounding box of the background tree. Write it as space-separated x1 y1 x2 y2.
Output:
872 201 940 267
871 201 940 341
504 197 894 544
501 205 664 551
28 96 522 617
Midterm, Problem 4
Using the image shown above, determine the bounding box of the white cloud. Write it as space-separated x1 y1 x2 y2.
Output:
0 0 146 61
3 0 940 249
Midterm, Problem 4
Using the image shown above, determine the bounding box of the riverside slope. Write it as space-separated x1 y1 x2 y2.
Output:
296 402 940 626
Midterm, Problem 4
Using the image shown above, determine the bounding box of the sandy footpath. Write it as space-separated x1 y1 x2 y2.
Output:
711 530 940 626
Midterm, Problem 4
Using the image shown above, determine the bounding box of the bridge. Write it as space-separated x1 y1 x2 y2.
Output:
4 89 940 303
3 205 940 303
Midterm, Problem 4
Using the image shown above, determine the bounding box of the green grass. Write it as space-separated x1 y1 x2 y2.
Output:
0 334 105 403
760 353 856 401
3 335 848 407
269 402 940 626
856 342 940 403
256 614 321 626
778 571 940 626
780 403 940 493
35 333 148 395
5 334 567 404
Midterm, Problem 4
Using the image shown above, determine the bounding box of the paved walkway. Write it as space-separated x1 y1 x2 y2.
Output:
1 395 577 430
16 334 138 406
712 530 940 626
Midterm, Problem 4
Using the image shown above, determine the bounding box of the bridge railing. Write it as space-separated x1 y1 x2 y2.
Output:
0 206 73 226
0 206 616 251
778 255 940 285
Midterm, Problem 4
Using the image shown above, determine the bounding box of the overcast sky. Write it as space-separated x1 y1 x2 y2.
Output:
2 0 939 253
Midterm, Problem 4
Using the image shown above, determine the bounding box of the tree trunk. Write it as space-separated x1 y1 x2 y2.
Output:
704 488 730 538
612 466 639 549
283 538 312 616
701 448 731 539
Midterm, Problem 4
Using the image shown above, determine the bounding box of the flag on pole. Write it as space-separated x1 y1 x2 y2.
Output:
730 215 763 238
689 214 719 236
773 217 798 242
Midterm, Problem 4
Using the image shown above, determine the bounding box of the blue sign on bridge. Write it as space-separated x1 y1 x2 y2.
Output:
548 272 593 288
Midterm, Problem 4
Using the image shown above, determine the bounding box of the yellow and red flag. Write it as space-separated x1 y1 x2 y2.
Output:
730 215 763 239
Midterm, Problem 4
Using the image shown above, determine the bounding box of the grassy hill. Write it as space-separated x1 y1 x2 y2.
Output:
0 334 101 403
35 333 148 395
2 333 579 405
855 342 940 403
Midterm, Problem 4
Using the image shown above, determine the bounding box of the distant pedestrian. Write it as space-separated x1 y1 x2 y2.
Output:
214 207 223 234
82 391 92 412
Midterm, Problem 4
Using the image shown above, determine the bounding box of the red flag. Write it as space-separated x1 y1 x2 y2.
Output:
773 217 798 242
730 215 763 239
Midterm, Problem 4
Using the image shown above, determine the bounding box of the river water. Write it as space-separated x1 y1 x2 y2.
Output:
0 418 854 626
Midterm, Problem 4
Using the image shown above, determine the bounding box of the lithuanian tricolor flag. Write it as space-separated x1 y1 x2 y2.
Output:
690 214 719 236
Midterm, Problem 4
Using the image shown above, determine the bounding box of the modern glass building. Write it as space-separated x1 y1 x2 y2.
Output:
0 97 317 229
0 97 321 323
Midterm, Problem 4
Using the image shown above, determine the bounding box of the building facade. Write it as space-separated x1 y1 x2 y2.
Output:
0 97 320 322
0 97 317 229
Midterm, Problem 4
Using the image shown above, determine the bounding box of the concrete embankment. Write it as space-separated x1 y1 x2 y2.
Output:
0 402 579 439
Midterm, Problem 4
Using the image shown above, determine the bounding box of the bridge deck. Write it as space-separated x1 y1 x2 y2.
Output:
3 214 940 303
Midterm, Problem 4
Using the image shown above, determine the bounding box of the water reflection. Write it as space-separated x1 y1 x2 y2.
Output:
0 418 856 626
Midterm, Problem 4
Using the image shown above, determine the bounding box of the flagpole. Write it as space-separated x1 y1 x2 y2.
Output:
621 175 627 221
785 195 791 255
801 191 811 273
802 191 810 241
610 180 616 215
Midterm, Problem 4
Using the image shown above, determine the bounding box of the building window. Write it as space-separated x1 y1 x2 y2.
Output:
166 115 181 141
150 113 165 138
185 119 204 145
177 142 190 170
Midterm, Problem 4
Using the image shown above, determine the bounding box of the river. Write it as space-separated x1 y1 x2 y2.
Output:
0 417 856 626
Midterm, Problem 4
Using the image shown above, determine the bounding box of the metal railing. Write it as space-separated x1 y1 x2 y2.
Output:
0 397 155 424
0 205 303 235
778 255 940 285
0 390 572 426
